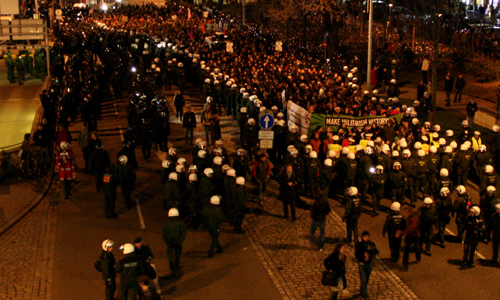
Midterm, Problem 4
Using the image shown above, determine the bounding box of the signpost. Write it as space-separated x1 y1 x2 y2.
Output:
259 114 274 150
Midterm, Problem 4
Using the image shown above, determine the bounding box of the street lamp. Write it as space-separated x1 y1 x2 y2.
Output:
388 3 393 34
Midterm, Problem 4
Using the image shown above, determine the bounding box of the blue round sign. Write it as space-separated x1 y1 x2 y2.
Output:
259 114 274 129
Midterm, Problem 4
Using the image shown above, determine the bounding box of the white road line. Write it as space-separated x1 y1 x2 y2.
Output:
135 198 146 229
119 126 124 141
114 103 119 116
150 263 163 298
445 227 487 260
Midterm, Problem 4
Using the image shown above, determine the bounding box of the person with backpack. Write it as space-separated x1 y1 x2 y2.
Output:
97 239 116 300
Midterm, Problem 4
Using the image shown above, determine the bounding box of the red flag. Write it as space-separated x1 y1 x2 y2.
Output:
201 23 206 33
190 28 194 41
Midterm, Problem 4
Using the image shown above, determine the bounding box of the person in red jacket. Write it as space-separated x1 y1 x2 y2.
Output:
253 153 271 204
58 152 76 199
396 206 421 270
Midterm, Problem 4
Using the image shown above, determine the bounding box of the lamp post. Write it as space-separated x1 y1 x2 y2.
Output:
366 0 374 94
388 3 393 33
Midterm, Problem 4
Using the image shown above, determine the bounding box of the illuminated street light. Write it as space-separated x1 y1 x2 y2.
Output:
101 4 108 11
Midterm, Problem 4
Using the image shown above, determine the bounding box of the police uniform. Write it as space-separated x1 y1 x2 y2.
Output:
383 210 407 261
343 194 361 243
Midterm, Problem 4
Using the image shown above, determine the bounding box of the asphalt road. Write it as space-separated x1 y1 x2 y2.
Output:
330 183 498 300
51 92 282 300
0 64 44 148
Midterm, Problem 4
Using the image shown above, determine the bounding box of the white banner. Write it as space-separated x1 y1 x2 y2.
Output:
287 101 311 136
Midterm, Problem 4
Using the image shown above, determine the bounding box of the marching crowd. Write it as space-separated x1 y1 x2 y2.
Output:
28 1 500 299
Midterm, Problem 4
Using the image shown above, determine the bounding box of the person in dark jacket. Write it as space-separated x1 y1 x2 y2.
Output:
382 202 407 262
162 208 187 276
182 106 196 146
454 74 466 103
324 243 348 300
102 165 118 218
279 164 299 221
419 197 438 256
466 100 478 128
90 142 111 193
355 231 379 299
490 204 500 263
163 172 181 210
310 191 331 251
444 72 454 106
462 206 486 267
114 243 144 300
100 239 116 300
233 177 247 233
343 187 362 244
174 90 185 121
117 155 136 209
202 195 225 258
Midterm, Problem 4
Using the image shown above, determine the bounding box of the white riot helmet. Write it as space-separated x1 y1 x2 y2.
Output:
162 160 171 168
446 130 454 137
227 169 236 177
324 159 333 167
430 145 437 153
433 124 441 132
402 149 411 157
210 195 221 205
119 155 128 163
305 145 313 153
392 150 400 157
300 135 308 142
414 142 422 149
348 186 358 196
390 202 401 211
440 168 449 177
423 197 433 205
236 177 245 185
456 185 466 195
470 206 480 216
102 239 115 251
169 172 178 181
486 165 494 174
168 208 180 217
417 150 425 157
309 151 318 159
204 168 214 177
213 156 223 165
175 165 184 173
487 186 497 195
169 148 177 156
122 243 135 254
480 145 487 152
393 161 402 169
440 187 450 197
376 165 384 173
492 125 500 132
347 152 355 160
198 150 207 158
365 147 373 155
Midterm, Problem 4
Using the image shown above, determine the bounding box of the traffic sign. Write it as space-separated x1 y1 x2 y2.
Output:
260 139 273 149
259 131 274 140
259 114 274 129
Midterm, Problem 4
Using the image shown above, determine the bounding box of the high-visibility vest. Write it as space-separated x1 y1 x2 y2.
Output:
472 137 481 150
348 145 357 153
421 143 430 155
359 139 368 149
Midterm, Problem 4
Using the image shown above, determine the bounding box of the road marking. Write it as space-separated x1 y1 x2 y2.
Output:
150 263 163 298
119 126 124 141
114 103 119 116
135 198 146 229
445 227 487 260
